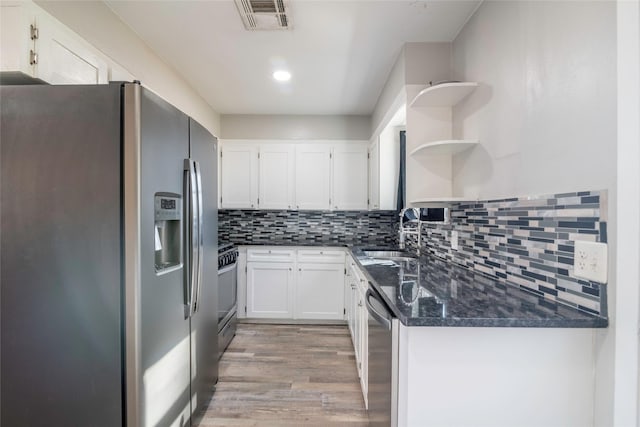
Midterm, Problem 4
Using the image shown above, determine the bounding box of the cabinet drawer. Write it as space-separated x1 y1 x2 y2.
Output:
297 249 345 264
247 248 295 263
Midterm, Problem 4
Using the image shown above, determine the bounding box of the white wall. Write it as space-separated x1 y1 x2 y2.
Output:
371 48 406 137
371 42 453 137
404 42 452 85
451 1 616 200
450 1 618 425
35 0 221 137
614 1 640 425
220 114 370 140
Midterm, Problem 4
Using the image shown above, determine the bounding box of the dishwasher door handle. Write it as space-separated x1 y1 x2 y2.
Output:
365 288 392 331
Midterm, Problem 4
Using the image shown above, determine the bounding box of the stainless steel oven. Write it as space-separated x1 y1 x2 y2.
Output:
217 243 238 359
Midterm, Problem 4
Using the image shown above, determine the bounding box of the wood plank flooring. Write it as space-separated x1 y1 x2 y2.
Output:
199 323 369 427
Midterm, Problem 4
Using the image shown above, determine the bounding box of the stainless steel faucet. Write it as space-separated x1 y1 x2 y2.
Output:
399 207 422 256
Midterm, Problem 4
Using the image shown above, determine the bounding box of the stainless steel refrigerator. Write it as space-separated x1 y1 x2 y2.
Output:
0 82 219 426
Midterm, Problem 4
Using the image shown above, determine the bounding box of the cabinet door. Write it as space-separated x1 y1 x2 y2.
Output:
35 12 108 84
344 264 351 322
259 145 294 209
369 139 380 210
295 144 331 210
332 145 368 210
0 3 35 79
349 280 358 348
246 262 294 318
354 284 363 377
220 143 259 209
295 263 345 320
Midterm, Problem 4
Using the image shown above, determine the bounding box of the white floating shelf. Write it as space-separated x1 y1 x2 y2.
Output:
409 139 478 157
409 198 473 208
409 82 478 108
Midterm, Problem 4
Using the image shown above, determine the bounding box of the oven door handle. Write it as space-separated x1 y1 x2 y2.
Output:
218 262 238 275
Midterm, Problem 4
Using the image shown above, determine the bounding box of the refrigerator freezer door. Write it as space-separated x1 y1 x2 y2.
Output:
1 85 123 426
138 87 192 427
188 118 219 423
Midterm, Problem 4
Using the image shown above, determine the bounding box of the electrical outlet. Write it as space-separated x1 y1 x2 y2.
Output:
451 230 459 251
573 241 608 283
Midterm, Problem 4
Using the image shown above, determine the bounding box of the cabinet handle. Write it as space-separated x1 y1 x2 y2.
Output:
289 267 292 271
30 24 39 40
29 50 38 65
299 268 301 271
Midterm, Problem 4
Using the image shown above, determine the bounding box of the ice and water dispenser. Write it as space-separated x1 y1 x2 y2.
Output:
154 193 182 273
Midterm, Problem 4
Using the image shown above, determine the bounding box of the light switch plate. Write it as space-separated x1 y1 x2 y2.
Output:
573 241 608 283
451 230 459 251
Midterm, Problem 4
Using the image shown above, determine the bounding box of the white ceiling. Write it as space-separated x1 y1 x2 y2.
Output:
105 0 480 115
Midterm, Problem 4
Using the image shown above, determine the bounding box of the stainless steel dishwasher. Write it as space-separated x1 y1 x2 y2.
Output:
365 285 399 427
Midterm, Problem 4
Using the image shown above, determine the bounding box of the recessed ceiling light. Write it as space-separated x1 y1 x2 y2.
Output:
273 70 291 82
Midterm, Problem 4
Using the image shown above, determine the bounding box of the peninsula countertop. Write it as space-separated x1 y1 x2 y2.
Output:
349 247 608 328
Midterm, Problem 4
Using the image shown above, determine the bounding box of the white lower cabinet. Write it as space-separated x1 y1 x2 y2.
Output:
345 255 368 408
295 263 345 319
396 326 597 427
245 247 345 320
246 262 294 318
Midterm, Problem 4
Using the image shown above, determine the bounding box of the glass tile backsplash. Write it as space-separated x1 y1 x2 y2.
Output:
404 190 608 317
218 209 399 247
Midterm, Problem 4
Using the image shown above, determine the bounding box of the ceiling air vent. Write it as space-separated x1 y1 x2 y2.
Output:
234 0 291 30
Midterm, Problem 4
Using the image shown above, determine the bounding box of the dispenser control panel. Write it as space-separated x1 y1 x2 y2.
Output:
155 195 181 221
154 193 182 274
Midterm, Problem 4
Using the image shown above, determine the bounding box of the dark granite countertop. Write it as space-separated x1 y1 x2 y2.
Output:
349 247 608 328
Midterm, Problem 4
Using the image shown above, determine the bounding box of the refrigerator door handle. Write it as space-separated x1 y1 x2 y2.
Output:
184 159 198 318
193 160 204 313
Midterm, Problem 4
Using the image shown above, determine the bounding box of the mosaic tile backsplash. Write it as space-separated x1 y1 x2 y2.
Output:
405 190 608 317
219 210 399 247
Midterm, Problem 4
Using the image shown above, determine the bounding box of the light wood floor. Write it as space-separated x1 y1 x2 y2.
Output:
199 323 369 427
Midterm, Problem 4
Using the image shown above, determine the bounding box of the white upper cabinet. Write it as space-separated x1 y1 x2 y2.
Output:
0 2 108 85
259 144 295 209
36 12 108 85
0 3 35 80
220 140 370 211
332 144 369 210
220 143 259 209
295 144 331 210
